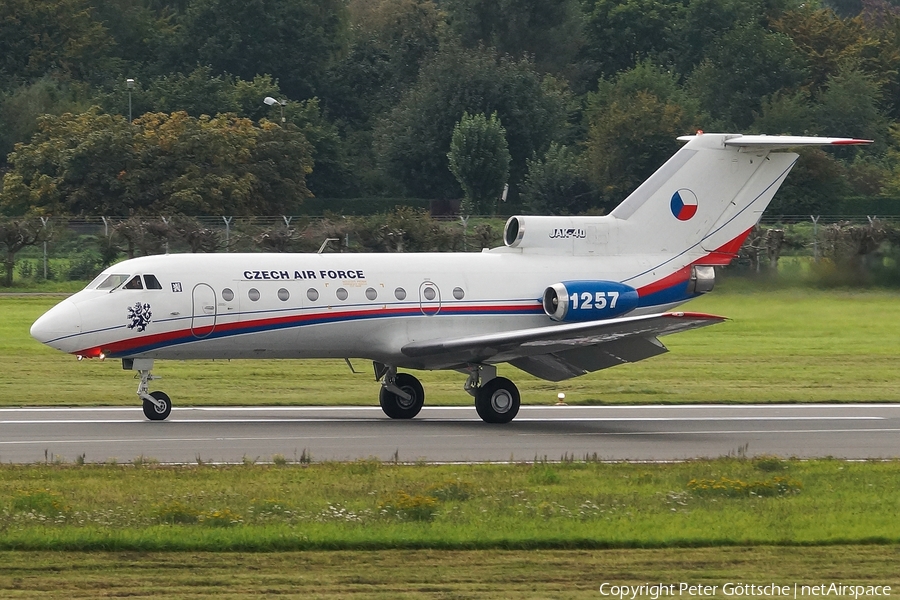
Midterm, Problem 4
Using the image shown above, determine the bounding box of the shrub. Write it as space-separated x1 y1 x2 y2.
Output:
13 490 70 515
427 479 473 502
200 508 243 527
687 476 802 498
155 500 200 524
378 492 438 522
529 466 561 485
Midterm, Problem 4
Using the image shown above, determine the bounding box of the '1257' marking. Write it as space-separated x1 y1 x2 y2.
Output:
572 291 619 310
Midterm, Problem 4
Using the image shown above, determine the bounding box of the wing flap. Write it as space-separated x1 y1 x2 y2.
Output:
509 337 669 382
400 312 724 375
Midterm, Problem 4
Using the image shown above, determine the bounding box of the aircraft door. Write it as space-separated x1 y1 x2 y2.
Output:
191 283 217 338
419 281 441 316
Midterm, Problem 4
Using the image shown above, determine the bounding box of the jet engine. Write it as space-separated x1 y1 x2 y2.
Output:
542 280 639 322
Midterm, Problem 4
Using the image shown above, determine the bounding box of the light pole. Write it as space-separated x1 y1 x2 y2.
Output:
126 78 135 123
264 96 286 123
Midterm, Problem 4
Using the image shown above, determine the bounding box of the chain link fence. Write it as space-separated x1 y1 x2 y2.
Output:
3 213 900 286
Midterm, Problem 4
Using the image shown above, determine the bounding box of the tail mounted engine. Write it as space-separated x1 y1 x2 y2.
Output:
542 281 639 322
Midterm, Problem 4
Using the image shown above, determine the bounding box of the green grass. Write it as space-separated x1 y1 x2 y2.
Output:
1 546 898 598
1 459 898 551
3 287 900 407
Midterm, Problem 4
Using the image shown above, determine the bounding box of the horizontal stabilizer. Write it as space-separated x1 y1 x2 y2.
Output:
677 134 873 150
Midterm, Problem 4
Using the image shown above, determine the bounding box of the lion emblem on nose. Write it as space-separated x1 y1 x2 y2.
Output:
127 302 152 332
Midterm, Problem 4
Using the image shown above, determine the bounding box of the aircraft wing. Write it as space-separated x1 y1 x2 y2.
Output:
400 312 725 381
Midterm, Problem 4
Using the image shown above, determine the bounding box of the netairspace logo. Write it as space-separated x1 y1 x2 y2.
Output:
599 582 892 600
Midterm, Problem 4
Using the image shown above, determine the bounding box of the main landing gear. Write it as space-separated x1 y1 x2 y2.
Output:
125 359 172 421
375 362 520 424
125 358 521 424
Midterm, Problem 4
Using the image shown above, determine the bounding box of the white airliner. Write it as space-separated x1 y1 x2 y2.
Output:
31 133 870 423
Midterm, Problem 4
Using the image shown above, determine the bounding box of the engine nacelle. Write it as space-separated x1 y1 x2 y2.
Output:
542 281 639 322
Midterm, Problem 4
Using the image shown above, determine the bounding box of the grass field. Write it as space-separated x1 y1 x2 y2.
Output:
1 545 898 598
0 459 899 597
3 286 899 407
1 459 898 551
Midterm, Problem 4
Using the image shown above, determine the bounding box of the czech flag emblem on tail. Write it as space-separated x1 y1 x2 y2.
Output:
670 189 698 221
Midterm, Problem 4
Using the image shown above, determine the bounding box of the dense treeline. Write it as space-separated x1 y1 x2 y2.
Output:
2 0 900 218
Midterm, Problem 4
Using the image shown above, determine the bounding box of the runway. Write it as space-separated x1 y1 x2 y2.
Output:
1 404 898 464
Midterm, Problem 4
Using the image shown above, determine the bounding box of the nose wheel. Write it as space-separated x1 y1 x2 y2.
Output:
142 391 172 420
129 359 173 421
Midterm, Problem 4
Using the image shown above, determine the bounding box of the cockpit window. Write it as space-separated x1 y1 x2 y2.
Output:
144 274 162 290
123 276 144 290
95 274 130 291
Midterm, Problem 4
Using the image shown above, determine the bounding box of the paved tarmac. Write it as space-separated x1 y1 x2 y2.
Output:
1 404 898 464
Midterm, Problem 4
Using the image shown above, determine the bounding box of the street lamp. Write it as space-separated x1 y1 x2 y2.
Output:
264 96 286 124
126 78 135 123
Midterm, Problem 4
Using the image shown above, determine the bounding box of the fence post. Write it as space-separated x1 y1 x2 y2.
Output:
39 216 50 279
811 215 820 263
459 215 469 251
222 216 233 251
161 216 169 254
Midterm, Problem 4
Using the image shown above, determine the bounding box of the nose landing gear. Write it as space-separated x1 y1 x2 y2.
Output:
125 359 172 421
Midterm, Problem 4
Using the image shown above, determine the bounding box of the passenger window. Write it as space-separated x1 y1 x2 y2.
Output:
278 288 290 301
307 288 319 301
123 276 143 290
365 287 377 300
453 287 465 300
336 288 348 301
394 287 406 300
144 274 163 290
248 288 260 301
222 288 235 301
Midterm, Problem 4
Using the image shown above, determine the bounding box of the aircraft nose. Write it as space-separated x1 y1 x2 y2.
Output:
31 299 82 349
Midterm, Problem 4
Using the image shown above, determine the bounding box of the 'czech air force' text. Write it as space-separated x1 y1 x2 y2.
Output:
243 269 366 281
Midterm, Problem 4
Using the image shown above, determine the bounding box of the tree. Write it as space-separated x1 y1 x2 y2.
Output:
1 108 314 216
1 108 134 216
0 0 116 89
111 216 170 258
766 148 850 216
374 45 570 200
322 0 442 128
0 218 51 286
583 63 703 205
578 0 682 82
521 143 597 214
176 0 349 100
687 24 808 129
444 0 584 74
448 112 511 215
750 90 817 135
0 78 90 170
171 216 226 252
816 68 890 150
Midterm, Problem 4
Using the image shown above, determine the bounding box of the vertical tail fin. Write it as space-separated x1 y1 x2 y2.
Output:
499 134 870 258
609 133 871 257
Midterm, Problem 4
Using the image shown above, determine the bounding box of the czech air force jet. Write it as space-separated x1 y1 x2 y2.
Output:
31 133 870 423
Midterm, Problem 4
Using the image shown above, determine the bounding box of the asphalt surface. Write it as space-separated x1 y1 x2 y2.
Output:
1 404 898 464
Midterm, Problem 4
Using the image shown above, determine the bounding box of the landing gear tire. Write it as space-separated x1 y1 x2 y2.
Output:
143 391 172 421
475 377 520 424
379 373 425 419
